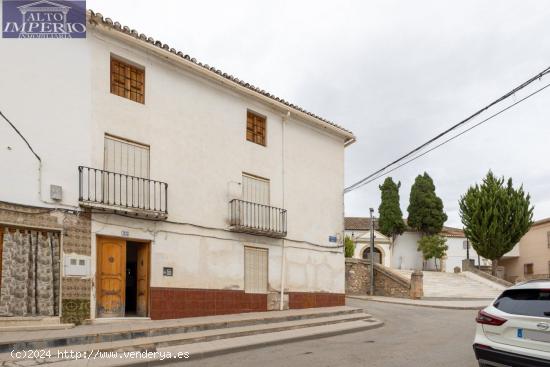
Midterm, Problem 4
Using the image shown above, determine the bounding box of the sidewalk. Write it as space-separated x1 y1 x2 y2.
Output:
0 306 383 366
347 295 491 310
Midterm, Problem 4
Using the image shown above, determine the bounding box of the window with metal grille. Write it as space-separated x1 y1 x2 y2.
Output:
524 263 534 275
244 247 268 293
111 57 145 104
246 111 266 146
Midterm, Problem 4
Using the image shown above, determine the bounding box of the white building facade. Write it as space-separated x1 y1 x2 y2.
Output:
0 11 354 324
345 218 488 273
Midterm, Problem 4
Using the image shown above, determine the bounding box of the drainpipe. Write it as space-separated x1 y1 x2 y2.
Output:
279 111 290 311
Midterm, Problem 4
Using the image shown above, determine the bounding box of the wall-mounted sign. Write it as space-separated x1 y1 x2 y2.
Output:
121 230 129 237
328 235 337 243
3 0 87 39
163 267 173 277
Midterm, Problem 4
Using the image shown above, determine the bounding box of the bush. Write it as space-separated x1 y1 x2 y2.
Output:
344 236 355 258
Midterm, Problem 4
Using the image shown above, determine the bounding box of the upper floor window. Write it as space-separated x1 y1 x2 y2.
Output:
246 111 266 146
524 263 534 275
242 173 269 205
111 57 145 104
104 135 149 178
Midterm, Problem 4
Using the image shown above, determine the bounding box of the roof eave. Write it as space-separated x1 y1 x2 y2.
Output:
88 12 356 145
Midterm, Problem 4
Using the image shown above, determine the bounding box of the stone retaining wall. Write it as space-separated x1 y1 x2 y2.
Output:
462 259 512 287
345 258 423 299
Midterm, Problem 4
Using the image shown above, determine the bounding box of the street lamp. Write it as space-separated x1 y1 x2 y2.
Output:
369 207 374 295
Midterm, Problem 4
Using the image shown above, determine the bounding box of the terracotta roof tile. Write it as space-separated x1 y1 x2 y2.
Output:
344 217 379 230
88 10 354 139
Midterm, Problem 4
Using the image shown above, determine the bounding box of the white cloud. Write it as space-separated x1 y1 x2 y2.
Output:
88 0 550 225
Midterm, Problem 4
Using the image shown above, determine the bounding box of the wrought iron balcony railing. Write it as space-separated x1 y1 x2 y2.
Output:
229 199 287 237
78 166 168 218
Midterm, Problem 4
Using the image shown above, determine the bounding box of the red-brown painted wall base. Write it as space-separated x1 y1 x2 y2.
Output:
150 287 267 320
288 292 345 309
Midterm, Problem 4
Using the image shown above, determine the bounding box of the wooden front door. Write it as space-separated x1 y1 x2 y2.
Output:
97 237 126 317
136 243 149 317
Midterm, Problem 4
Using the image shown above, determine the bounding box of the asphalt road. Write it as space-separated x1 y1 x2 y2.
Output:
175 298 480 367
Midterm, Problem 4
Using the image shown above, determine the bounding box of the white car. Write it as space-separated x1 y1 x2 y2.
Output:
474 279 550 366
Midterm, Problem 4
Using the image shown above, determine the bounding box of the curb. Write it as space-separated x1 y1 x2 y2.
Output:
346 296 487 310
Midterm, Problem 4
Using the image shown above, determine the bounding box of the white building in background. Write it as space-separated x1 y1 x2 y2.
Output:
0 10 355 324
345 217 489 273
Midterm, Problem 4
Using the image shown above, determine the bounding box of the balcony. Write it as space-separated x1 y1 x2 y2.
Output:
78 166 168 219
229 199 287 238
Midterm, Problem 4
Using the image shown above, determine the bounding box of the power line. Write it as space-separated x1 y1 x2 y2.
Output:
344 66 550 193
0 111 41 162
352 81 550 188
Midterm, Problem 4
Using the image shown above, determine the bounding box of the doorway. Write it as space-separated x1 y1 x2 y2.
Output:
362 247 383 264
96 236 150 318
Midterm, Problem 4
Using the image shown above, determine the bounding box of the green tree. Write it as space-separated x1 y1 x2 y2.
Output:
459 171 533 275
378 177 406 244
417 235 448 271
407 172 448 235
344 236 355 258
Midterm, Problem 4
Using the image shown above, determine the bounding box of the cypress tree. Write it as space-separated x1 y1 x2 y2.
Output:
459 171 533 275
407 172 447 235
378 177 406 243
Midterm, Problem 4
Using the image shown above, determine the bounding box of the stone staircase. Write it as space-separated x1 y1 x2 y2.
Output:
0 306 382 366
393 269 505 299
0 316 74 332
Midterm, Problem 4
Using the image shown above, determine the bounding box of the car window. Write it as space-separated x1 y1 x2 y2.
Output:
494 289 550 317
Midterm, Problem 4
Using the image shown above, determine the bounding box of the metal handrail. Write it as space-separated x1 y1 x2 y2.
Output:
78 166 168 214
229 199 287 237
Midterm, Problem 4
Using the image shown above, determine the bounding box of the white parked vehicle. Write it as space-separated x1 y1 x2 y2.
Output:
474 279 550 366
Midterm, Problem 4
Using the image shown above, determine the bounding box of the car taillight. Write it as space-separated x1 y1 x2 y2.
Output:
474 343 493 350
476 310 507 326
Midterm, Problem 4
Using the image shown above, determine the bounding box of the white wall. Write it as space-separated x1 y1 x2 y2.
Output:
0 6 92 209
0 19 349 317
391 232 424 270
443 236 485 272
88 28 346 247
391 232 486 272
85 26 348 306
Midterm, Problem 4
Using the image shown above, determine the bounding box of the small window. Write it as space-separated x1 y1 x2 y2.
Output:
246 111 266 146
244 247 268 293
524 263 534 275
111 57 145 104
547 231 550 248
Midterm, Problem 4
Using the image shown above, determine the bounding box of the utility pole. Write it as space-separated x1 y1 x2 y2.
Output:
369 207 375 296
